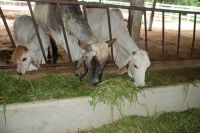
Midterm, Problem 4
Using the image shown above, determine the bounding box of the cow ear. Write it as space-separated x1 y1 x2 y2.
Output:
106 38 116 47
75 61 88 81
31 56 40 69
117 60 130 75
79 40 92 51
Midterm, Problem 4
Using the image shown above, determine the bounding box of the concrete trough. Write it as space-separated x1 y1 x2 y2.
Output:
0 83 200 133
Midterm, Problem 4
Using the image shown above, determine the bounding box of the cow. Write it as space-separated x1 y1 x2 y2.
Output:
12 15 51 75
85 8 150 86
34 4 116 85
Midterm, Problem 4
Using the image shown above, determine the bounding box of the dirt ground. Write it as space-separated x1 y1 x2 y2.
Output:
0 5 200 65
139 19 200 60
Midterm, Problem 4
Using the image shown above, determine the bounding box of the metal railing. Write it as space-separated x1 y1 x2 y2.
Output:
0 0 200 69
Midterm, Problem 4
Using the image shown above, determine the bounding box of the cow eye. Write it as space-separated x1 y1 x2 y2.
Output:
22 58 27 62
134 64 138 69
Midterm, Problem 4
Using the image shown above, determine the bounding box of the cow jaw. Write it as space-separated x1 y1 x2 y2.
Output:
117 49 150 87
77 39 115 85
129 50 150 87
12 45 39 75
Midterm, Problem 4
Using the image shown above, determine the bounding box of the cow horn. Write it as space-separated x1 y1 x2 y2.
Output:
106 38 116 47
79 41 92 51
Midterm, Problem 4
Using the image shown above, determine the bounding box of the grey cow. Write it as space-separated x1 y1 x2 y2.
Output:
34 3 115 85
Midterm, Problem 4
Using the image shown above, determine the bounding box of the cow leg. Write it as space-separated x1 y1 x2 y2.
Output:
48 36 59 63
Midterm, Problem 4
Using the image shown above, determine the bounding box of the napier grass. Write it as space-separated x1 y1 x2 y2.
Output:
0 69 196 105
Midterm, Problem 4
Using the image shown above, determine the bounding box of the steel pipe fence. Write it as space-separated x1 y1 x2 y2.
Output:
0 0 200 69
0 6 15 48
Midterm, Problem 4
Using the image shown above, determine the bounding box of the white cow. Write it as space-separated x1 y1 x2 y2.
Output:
12 15 51 75
86 8 150 86
34 4 115 85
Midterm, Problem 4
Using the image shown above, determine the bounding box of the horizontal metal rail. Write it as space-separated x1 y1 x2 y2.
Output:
14 0 200 14
2 58 200 70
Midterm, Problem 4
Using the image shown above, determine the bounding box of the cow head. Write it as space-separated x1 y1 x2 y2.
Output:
117 50 150 87
75 38 116 85
12 45 39 75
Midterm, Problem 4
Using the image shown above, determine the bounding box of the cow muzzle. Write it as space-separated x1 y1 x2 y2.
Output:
91 78 100 86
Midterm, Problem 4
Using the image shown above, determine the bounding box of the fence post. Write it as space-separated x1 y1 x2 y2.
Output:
148 0 157 31
129 0 144 43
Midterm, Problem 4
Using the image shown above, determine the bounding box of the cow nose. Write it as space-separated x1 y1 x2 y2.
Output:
91 78 100 86
17 72 22 75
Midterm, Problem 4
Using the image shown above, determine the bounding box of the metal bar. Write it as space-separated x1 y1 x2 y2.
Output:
56 3 72 63
0 6 15 47
2 58 200 70
128 9 133 36
0 62 117 69
162 11 165 57
177 12 181 57
107 7 114 60
143 10 148 52
0 63 74 69
191 13 197 57
83 5 88 23
27 1 48 63
13 0 200 14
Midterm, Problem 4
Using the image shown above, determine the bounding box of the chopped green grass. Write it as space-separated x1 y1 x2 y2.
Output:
0 69 199 105
0 70 93 104
81 108 200 133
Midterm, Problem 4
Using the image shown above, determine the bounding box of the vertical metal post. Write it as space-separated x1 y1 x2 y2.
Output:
191 13 197 57
143 10 148 52
56 3 72 63
177 12 181 57
107 7 114 60
162 11 165 57
0 6 15 47
128 9 133 36
27 1 47 63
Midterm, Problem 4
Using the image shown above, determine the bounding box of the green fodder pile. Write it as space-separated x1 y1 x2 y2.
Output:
0 70 194 106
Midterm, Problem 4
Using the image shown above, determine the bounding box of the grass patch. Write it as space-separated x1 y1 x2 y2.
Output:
0 69 198 105
81 108 200 133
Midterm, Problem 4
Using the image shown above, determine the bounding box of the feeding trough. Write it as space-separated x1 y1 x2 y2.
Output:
0 83 200 133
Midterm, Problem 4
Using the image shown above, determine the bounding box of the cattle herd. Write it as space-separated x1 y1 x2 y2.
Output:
11 3 150 87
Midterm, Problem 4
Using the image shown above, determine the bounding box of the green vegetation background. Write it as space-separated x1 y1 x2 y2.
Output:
146 0 200 6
